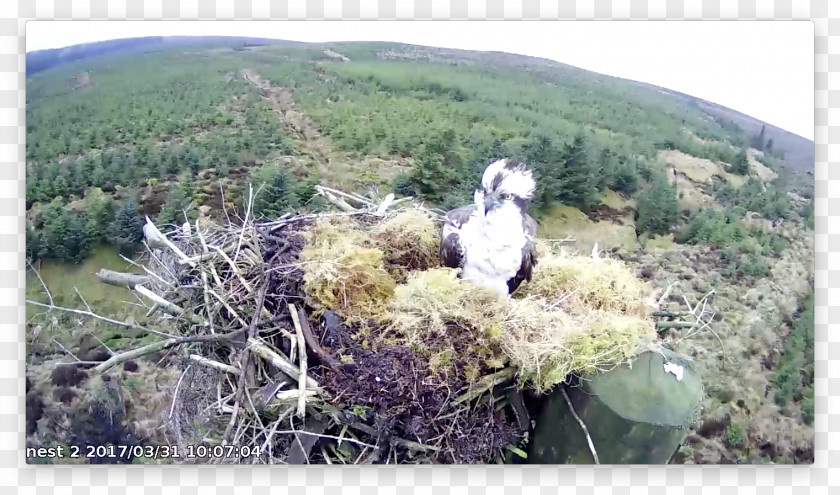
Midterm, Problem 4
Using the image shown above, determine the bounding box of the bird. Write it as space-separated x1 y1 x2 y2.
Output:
439 158 538 298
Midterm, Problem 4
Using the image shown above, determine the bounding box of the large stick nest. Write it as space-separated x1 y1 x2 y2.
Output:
60 185 669 464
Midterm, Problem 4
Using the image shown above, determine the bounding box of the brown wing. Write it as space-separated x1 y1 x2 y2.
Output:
507 214 538 294
440 205 475 269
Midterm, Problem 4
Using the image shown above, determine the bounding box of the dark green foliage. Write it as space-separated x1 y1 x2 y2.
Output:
772 296 814 412
635 174 678 235
392 172 415 197
109 199 144 254
738 255 768 278
34 201 90 263
524 133 601 211
715 179 790 220
65 214 90 263
679 209 748 246
85 195 114 244
40 201 71 261
750 125 766 150
731 149 750 175
724 422 747 449
554 134 601 211
156 181 194 227
408 129 466 204
251 165 300 219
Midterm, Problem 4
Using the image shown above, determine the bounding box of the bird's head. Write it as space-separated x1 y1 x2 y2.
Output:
479 159 535 213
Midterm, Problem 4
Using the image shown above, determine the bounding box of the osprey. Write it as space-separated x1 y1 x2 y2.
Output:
440 158 538 297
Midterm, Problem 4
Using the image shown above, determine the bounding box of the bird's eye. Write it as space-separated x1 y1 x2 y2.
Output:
504 194 513 200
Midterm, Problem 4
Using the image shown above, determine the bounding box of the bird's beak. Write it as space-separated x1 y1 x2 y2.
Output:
484 194 500 212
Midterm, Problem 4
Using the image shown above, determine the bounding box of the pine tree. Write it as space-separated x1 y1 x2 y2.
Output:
157 181 193 227
85 195 114 244
252 166 300 219
750 125 766 150
41 201 70 260
731 149 750 175
409 129 464 204
109 199 144 254
65 214 90 263
636 174 678 235
555 134 600 211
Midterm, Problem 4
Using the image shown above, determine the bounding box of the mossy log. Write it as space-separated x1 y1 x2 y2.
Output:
528 349 703 464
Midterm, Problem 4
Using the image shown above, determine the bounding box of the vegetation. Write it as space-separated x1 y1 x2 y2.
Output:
715 178 790 220
772 296 815 415
635 174 678 236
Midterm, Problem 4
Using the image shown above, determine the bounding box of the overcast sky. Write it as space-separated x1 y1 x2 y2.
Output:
26 20 814 141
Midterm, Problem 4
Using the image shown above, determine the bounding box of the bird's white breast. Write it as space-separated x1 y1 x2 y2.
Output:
459 202 527 297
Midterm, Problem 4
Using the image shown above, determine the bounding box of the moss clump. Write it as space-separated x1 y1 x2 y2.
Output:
386 268 501 342
383 266 655 393
518 251 653 318
299 218 396 321
373 210 441 279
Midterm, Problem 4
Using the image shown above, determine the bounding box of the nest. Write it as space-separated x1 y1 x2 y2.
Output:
62 186 661 464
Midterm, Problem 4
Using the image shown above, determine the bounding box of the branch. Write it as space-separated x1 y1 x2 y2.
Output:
135 284 207 327
315 185 374 207
92 331 244 374
188 354 242 376
451 367 516 406
248 337 320 390
27 260 53 306
25 299 178 340
561 387 599 464
294 306 341 369
144 216 196 267
289 304 308 418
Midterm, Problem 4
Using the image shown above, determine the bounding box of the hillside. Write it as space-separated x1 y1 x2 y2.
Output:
24 38 814 464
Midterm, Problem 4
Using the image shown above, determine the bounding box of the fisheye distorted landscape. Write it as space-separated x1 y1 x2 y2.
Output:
24 34 814 465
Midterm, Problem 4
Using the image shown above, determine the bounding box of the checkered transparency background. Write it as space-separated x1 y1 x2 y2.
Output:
0 0 834 492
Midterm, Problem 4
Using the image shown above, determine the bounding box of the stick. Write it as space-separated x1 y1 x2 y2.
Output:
92 331 245 373
196 219 224 288
222 281 268 446
451 368 516 406
294 306 341 368
319 189 357 212
27 260 53 306
188 354 242 376
119 254 173 287
315 185 374 206
144 216 195 267
289 304 308 418
657 282 677 307
25 300 179 340
247 337 320 390
168 364 192 420
209 245 253 293
655 321 696 330
135 284 207 326
561 387 599 464
375 193 395 216
233 183 253 263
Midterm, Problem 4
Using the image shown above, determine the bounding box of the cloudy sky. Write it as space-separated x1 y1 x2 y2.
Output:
26 20 814 140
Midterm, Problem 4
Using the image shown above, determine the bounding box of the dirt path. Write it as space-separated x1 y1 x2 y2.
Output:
240 68 411 191
240 68 332 159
